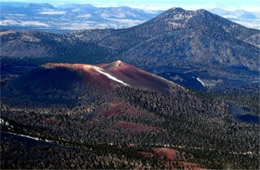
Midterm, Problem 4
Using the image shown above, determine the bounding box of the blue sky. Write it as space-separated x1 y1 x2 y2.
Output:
3 0 260 11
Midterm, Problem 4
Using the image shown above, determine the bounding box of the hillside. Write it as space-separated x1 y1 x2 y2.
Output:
76 8 259 70
1 6 259 169
1 61 214 145
0 30 114 64
2 8 259 70
1 61 259 169
1 8 259 91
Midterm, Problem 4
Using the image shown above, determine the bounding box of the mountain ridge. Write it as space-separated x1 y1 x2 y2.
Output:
1 7 259 90
0 2 162 31
70 7 260 71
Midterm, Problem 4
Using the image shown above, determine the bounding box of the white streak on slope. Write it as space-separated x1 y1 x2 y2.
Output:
6 132 53 143
95 67 129 86
197 77 206 87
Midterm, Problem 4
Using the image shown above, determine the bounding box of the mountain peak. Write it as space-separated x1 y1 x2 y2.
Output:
147 7 237 31
100 60 125 70
161 7 214 20
150 7 196 30
167 7 185 13
113 60 123 67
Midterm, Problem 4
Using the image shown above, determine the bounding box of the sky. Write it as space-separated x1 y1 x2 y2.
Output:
2 0 260 11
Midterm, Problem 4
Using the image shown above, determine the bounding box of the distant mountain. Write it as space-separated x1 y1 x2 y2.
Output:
1 8 259 90
0 2 162 32
122 9 259 69
210 8 257 19
70 8 259 71
1 2 259 32
24 3 56 10
0 30 115 64
210 8 260 29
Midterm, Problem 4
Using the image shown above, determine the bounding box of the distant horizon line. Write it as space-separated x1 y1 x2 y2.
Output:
1 1 259 12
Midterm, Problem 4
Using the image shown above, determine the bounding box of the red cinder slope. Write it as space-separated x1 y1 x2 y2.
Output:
99 60 184 94
44 63 128 90
44 61 184 94
4 61 186 104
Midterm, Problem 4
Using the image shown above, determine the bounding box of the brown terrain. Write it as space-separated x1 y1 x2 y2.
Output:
45 60 181 94
139 147 202 169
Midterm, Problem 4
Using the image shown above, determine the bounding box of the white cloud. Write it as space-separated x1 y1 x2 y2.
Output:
92 3 260 13
145 10 162 14
232 20 260 29
223 6 260 13
20 21 49 27
77 13 92 18
10 14 26 17
0 19 49 27
103 17 145 25
222 15 239 19
101 12 126 19
97 4 171 11
39 11 66 15
0 19 19 26
72 8 81 12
